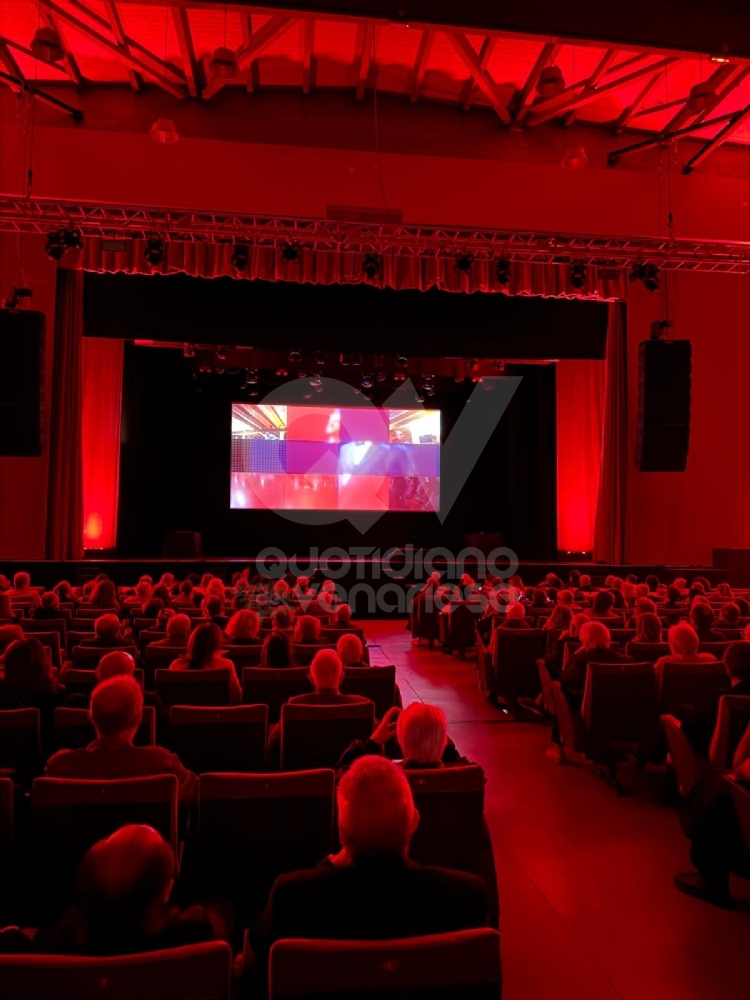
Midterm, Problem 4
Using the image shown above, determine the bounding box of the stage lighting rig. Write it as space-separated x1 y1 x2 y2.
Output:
144 238 164 267
570 261 587 289
629 262 660 292
537 64 565 97
309 376 322 387
281 243 301 263
361 376 374 389
44 230 67 261
494 258 511 285
362 253 381 280
63 227 84 252
209 46 239 79
231 244 249 273
454 252 474 274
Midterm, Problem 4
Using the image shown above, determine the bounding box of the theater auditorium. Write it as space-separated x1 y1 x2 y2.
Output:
0 2 749 998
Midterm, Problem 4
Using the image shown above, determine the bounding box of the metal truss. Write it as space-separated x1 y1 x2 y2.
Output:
1 195 749 274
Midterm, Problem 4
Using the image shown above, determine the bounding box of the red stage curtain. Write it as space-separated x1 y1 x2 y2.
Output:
82 338 123 550
74 241 628 300
594 303 629 562
45 269 84 560
556 359 605 553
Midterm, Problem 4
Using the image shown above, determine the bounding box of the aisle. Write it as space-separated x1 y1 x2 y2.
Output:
367 620 750 1000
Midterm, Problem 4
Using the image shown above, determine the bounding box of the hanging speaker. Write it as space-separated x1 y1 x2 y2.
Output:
0 309 45 456
636 339 691 472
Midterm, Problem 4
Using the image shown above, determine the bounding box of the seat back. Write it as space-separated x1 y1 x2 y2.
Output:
697 642 732 657
0 775 14 851
608 629 636 645
320 625 365 643
59 668 144 699
224 644 264 669
443 603 483 650
537 658 556 715
169 705 268 773
142 644 186 686
0 942 232 1000
241 667 312 722
625 642 670 665
280 702 375 771
709 695 750 768
340 665 397 717
405 766 486 873
292 643 337 666
728 778 750 856
53 706 156 751
197 770 335 913
662 714 700 798
269 929 502 1000
72 645 137 669
19 629 62 668
71 618 97 632
581 662 657 760
490 630 547 701
0 708 42 783
21 618 67 649
154 668 232 707
31 775 179 911
656 661 729 715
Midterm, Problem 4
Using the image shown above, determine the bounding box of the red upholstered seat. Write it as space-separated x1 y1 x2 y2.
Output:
280 702 375 771
169 704 268 773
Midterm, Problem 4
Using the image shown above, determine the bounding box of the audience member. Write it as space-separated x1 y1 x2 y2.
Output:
32 591 63 620
543 612 590 678
337 633 367 668
543 604 573 632
80 614 132 649
681 642 750 754
587 590 620 621
226 609 261 644
121 581 151 607
202 595 228 630
271 605 294 632
288 650 371 707
339 702 467 771
0 639 59 740
559 621 633 707
97 650 137 683
150 614 191 648
88 579 118 609
625 612 662 653
294 615 321 644
0 593 20 622
0 623 24 660
261 631 293 668
169 623 240 703
326 604 354 630
663 585 686 609
498 602 530 630
54 580 79 607
653 624 717 675
7 572 40 607
690 604 726 644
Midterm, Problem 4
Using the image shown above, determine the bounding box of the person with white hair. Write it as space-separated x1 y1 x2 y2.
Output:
338 702 467 771
336 633 367 668
653 624 718 676
560 621 633 708
289 650 371 707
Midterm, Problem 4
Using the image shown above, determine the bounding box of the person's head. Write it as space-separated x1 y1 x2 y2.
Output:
579 574 591 588
626 573 638 585
261 631 293 668
205 578 225 600
272 605 294 631
646 574 659 592
203 594 224 618
568 569 581 586
334 603 352 623
569 612 590 638
531 588 548 608
309 649 344 691
337 756 419 860
294 615 321 643
604 575 614 588
158 572 174 588
179 580 193 599
635 612 662 643
0 593 13 618
459 573 474 589
199 573 212 590
74 825 175 947
580 621 611 650
666 585 682 604
142 598 164 619
151 585 170 605
546 604 573 631
0 623 23 654
717 582 733 599
91 579 117 607
736 598 750 617
95 613 121 640
621 582 636 604
40 591 60 612
226 609 261 641
337 633 363 665
397 703 448 764
720 602 740 625
2 638 53 697
165 613 191 642
545 573 564 589
690 603 715 631
295 576 310 592
688 583 706 603
273 579 290 599
673 577 687 591
13 571 31 591
592 590 615 614
723 642 750 686
90 676 143 740
185 623 224 670
635 583 650 600
506 602 526 621
135 581 151 601
668 623 699 657
634 597 656 617
97 650 136 682
557 589 575 606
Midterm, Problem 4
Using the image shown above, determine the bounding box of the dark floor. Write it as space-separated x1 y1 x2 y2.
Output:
367 620 750 1000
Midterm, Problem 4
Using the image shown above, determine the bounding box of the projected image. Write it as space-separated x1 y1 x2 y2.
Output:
230 404 440 512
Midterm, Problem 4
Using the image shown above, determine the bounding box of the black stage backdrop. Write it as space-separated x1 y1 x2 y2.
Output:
118 345 557 558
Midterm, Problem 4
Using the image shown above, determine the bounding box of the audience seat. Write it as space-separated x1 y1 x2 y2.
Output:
439 602 484 659
661 714 706 800
72 645 138 669
320 625 365 643
697 642 732 657
581 662 657 778
709 695 750 768
70 618 97 632
20 618 67 650
728 777 750 858
280 702 375 771
482 630 547 704
60 667 145 699
224 644 264 669
340 665 398 717
656 661 730 715
0 776 13 852
196 770 335 916
268 929 502 1000
0 942 233 1000
292 643 337 666
53 706 156 751
75 607 119 619
241 667 312 722
19 630 62 668
143 645 187 685
536 659 556 716
0 708 42 785
624 641 670 664
154 669 232 708
169 704 268 773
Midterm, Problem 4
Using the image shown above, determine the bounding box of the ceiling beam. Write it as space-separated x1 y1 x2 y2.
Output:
683 100 750 172
355 23 375 99
563 48 617 126
662 62 737 134
526 55 680 126
102 0 141 91
203 14 294 99
0 66 84 120
43 0 186 98
302 18 315 93
171 7 199 97
409 29 433 102
0 39 24 82
692 63 750 124
240 16 258 92
458 35 497 110
513 41 560 124
608 108 740 163
444 32 510 124
613 71 661 132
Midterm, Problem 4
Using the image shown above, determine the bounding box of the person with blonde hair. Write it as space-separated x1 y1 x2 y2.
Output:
339 701 466 770
653 624 718 676
337 633 367 667
225 609 261 644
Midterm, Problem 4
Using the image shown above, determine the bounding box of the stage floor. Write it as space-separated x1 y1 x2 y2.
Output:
370 620 750 1000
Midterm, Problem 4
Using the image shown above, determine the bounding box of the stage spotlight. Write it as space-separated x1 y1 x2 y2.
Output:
281 243 300 263
288 349 302 363
629 262 660 292
362 253 381 280
393 372 406 382
144 238 164 267
494 360 505 373
454 252 474 274
416 392 426 403
537 64 565 97
376 371 387 382
570 261 587 289
247 389 259 398
183 345 196 358
468 359 479 373
30 26 63 63
209 46 239 79
63 227 84 252
44 230 67 261
231 244 249 273
297 371 307 378
687 81 716 113
494 257 511 286
149 117 179 144
302 390 314 399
